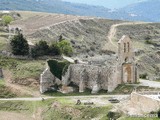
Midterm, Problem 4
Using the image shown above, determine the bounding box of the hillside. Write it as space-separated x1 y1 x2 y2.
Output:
115 23 160 79
0 11 159 96
1 0 160 22
1 11 158 81
119 0 160 22
0 10 160 120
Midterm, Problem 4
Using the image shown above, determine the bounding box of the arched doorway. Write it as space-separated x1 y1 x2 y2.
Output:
123 64 132 83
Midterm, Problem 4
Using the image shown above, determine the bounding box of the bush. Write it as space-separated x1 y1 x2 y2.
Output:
145 40 153 44
31 40 73 58
10 33 29 56
2 15 13 26
57 40 73 56
49 42 62 56
158 110 160 118
139 73 148 79
107 111 121 120
31 40 49 58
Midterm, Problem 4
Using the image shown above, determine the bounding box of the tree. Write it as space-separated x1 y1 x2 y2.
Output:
31 40 49 58
2 15 13 26
36 40 49 55
49 42 62 56
57 40 73 56
10 33 29 55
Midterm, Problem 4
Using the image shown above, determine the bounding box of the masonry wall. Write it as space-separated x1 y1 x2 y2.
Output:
62 64 118 93
40 68 56 93
131 92 160 113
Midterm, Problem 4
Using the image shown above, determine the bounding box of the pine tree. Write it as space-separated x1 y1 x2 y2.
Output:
10 33 29 56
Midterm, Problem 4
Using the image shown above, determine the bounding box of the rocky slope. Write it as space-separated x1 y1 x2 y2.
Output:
116 23 160 79
24 12 159 80
2 11 160 81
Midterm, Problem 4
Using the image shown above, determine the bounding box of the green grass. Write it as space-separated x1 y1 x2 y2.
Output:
44 84 160 97
0 79 16 98
0 37 9 51
0 56 45 80
120 116 159 120
111 84 160 94
44 88 110 96
0 99 112 120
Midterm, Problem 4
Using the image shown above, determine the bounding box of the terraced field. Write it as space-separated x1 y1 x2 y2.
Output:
10 11 94 35
8 11 160 80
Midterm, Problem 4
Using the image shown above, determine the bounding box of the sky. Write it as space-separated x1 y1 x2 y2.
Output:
62 0 147 9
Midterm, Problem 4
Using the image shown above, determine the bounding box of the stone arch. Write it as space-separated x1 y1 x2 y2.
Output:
123 64 132 83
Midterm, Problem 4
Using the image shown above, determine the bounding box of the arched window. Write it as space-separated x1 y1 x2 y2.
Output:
124 43 126 53
127 42 130 52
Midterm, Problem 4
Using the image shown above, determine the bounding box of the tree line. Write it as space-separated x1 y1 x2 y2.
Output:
10 33 73 58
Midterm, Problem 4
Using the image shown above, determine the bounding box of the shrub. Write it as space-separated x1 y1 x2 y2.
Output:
107 111 121 120
31 40 73 58
57 40 73 56
31 40 49 58
139 73 148 79
49 42 62 56
10 33 29 56
145 40 153 44
2 15 13 26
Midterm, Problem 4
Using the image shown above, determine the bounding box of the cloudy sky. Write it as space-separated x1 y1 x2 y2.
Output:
63 0 147 9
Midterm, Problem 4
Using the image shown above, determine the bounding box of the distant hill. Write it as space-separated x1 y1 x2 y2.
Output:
0 0 160 22
119 0 160 22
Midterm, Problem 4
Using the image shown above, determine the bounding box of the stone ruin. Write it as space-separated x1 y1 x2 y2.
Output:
40 35 139 94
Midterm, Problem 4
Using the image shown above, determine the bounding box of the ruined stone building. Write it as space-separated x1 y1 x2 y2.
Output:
40 35 139 93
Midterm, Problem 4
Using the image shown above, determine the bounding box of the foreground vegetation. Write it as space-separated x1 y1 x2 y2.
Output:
0 79 16 98
0 56 45 80
0 98 112 120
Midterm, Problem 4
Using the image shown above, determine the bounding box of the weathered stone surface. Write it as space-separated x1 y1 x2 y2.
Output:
131 92 160 113
40 35 139 94
60 85 74 94
40 68 56 93
62 64 118 93
117 35 139 84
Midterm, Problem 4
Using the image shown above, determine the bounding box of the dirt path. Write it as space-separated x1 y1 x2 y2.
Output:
0 95 130 101
107 22 151 50
0 111 34 120
140 79 160 88
3 70 40 97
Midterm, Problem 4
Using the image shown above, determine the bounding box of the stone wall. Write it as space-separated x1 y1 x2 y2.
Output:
62 64 118 93
131 92 160 113
40 68 56 93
